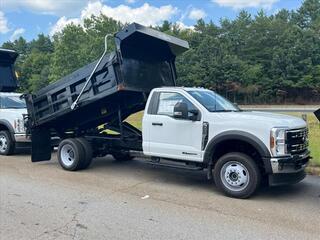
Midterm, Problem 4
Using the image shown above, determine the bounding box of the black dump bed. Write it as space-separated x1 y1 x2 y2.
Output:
26 23 189 132
0 49 19 92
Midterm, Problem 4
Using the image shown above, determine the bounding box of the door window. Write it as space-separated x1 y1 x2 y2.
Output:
157 92 196 117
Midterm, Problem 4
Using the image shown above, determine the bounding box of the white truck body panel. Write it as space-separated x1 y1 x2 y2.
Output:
0 92 28 140
143 87 307 163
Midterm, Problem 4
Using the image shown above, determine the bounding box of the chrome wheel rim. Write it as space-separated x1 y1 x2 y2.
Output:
60 144 75 167
220 161 250 192
0 134 8 153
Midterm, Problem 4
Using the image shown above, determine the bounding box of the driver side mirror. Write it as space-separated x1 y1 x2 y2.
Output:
173 102 200 121
173 102 188 119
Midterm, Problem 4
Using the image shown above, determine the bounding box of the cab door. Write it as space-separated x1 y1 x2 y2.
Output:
143 91 203 162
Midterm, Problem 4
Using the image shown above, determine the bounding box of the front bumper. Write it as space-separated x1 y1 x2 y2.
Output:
14 134 60 148
268 151 310 186
270 151 310 174
14 133 31 143
14 133 31 149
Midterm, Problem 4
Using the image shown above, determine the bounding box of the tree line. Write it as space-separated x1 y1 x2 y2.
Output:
2 0 320 104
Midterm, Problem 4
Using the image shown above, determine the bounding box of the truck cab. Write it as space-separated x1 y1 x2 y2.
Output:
142 87 309 198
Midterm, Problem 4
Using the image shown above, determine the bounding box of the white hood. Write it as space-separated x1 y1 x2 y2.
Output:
1 108 27 115
206 111 307 156
226 111 307 129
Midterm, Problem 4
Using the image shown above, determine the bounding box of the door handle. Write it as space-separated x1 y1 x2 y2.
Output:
152 122 163 126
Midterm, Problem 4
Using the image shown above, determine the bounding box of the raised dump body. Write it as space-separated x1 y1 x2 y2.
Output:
0 49 19 92
26 23 189 161
26 23 188 131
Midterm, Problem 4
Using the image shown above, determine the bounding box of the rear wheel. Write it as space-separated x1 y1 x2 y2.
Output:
57 138 86 171
75 137 93 169
0 130 14 155
213 152 261 198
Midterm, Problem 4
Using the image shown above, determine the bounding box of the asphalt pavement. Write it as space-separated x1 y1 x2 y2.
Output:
1 153 319 240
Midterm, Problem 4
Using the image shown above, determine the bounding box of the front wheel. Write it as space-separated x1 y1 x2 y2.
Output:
213 152 261 198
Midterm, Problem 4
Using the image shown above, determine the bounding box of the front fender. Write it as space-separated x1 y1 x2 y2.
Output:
203 130 272 173
0 119 15 140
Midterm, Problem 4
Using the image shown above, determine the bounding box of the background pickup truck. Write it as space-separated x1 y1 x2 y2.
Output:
0 49 31 155
25 23 310 198
0 92 30 155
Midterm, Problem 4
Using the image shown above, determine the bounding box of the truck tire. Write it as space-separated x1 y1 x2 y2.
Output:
75 138 93 169
0 130 15 155
57 138 86 171
213 152 261 199
112 152 134 161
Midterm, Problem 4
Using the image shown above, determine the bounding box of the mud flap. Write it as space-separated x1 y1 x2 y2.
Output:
31 128 51 162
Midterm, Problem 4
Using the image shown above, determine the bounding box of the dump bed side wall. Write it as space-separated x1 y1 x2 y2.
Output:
28 53 119 127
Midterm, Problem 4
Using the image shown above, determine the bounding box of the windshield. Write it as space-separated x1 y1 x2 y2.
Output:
0 95 26 109
188 90 240 112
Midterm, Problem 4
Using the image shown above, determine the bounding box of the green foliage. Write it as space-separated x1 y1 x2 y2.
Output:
1 0 320 103
175 0 320 103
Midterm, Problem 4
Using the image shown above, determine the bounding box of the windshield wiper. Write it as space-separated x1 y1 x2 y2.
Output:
211 109 240 112
211 110 233 112
5 107 26 109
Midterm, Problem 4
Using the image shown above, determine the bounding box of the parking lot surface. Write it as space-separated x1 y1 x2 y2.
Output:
1 153 319 240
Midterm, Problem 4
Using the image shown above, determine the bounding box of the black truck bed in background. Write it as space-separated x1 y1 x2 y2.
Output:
0 49 19 92
26 23 189 132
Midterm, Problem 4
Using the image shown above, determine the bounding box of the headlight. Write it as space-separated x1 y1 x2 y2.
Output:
270 127 288 156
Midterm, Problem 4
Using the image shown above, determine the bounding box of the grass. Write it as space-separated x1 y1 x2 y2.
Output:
125 111 320 166
126 111 143 130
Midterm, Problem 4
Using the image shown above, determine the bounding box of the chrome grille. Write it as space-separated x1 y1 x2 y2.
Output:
286 128 308 154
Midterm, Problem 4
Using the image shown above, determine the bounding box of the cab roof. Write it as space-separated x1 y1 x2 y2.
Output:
153 87 211 92
0 92 22 96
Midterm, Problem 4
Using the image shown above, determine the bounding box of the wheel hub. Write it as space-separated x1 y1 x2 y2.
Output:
60 144 75 167
221 161 250 191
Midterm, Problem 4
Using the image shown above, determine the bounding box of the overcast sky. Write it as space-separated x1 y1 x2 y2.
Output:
0 0 303 44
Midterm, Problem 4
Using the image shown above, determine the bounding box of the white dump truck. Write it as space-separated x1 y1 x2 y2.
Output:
25 23 310 198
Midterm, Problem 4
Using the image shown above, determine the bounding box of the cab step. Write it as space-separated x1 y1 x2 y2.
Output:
145 159 204 171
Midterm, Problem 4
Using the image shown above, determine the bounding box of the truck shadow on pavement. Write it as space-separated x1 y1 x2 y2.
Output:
257 182 312 199
88 156 313 200
14 153 315 200
14 149 31 155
